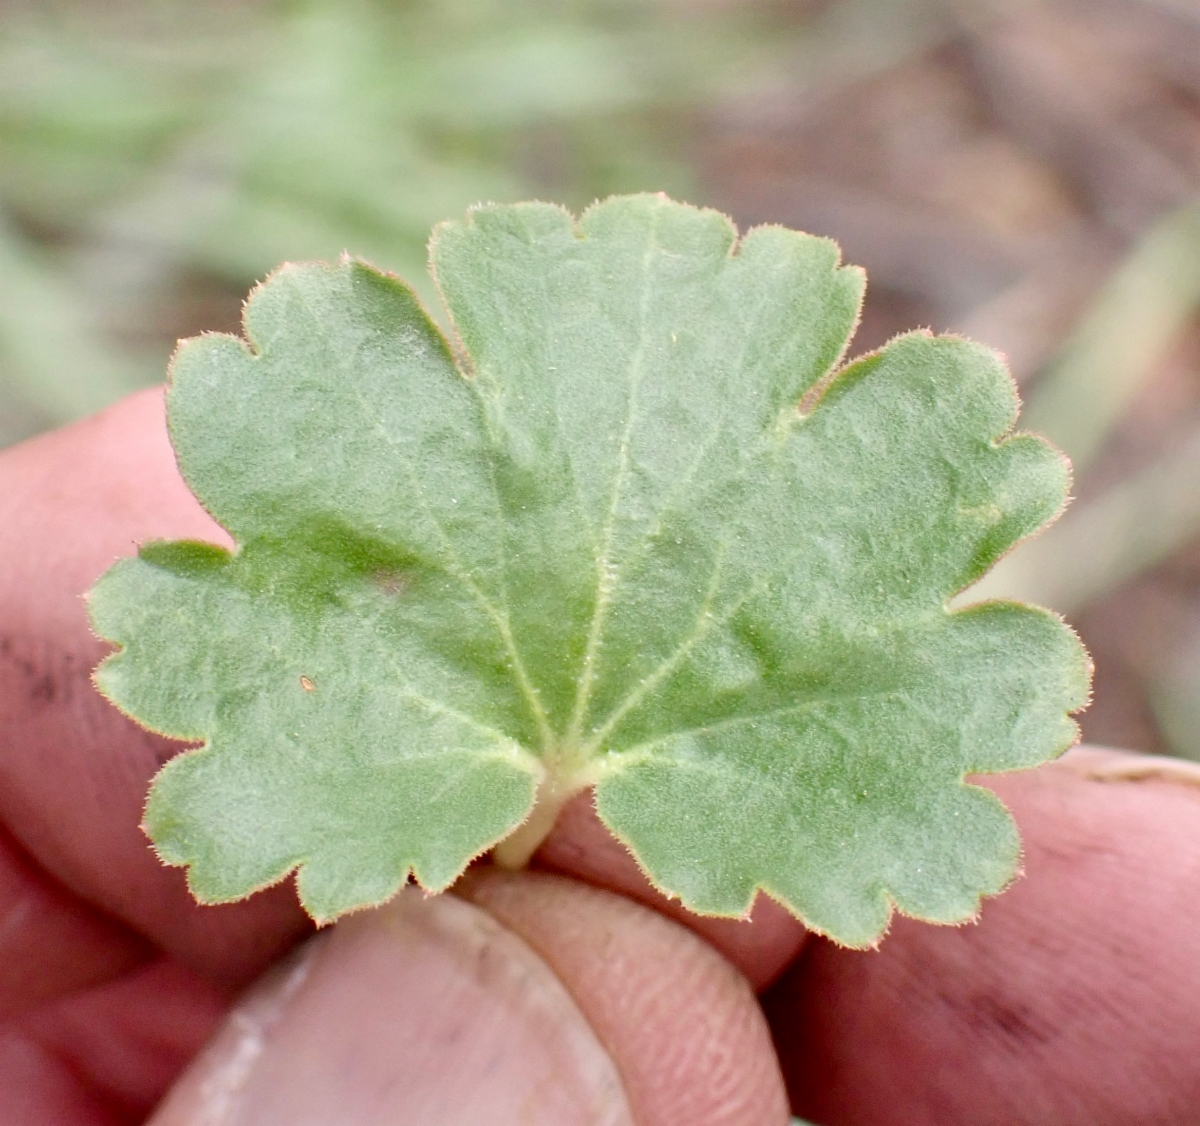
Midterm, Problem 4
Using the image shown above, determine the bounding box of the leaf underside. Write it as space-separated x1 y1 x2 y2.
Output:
88 194 1089 945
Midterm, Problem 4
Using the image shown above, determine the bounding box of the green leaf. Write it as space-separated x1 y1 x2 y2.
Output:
88 194 1089 942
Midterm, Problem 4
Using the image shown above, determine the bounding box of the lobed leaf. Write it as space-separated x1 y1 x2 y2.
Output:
88 194 1089 942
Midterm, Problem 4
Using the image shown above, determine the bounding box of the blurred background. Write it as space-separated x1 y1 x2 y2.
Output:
2 0 1199 758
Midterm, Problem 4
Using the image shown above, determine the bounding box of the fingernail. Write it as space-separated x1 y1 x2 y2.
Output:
150 887 634 1126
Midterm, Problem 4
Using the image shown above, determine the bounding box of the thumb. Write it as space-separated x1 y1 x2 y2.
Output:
149 869 789 1126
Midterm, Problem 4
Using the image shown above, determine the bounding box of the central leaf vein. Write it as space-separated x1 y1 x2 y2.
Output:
563 212 662 751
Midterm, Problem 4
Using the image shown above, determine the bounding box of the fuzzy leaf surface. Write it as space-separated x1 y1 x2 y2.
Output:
89 194 1089 942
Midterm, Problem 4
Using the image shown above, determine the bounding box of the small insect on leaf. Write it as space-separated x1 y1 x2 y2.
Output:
88 194 1089 943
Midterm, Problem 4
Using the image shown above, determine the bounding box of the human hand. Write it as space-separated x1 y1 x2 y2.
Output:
1 389 1198 1125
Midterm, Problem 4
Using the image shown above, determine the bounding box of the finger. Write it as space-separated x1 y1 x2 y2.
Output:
767 748 1200 1125
0 388 311 989
0 825 150 1020
0 957 226 1126
151 871 790 1126
461 869 789 1123
535 790 808 990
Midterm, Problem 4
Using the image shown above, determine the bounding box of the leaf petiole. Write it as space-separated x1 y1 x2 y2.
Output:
492 752 610 868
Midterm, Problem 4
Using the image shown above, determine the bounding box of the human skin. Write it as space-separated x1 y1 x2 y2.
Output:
1 389 1199 1124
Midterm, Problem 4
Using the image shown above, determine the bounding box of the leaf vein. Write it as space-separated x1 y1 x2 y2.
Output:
565 210 662 747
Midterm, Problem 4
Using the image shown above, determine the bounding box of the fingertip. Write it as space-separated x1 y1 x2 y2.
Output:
460 868 792 1126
